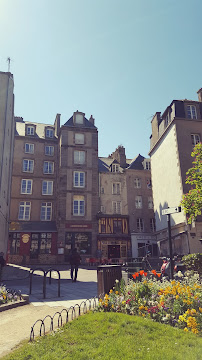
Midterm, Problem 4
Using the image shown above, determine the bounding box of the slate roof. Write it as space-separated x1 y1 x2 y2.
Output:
98 154 147 172
63 116 97 129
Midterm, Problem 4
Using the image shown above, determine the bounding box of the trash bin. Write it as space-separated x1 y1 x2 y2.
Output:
97 265 122 299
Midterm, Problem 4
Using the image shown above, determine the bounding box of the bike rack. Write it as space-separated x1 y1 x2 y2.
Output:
29 268 61 299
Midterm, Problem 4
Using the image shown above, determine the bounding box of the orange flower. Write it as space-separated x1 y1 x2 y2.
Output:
156 273 161 278
143 272 147 276
135 272 139 277
132 274 137 279
151 269 157 276
139 270 144 276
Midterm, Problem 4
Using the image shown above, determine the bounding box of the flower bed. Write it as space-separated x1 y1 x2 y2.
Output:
97 271 202 335
0 285 22 305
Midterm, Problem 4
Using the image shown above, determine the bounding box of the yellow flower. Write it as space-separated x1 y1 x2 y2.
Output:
184 327 188 332
112 304 114 309
199 307 202 313
176 295 179 300
191 309 196 315
122 301 126 305
115 291 119 295
191 328 199 334
99 298 102 303
109 289 113 294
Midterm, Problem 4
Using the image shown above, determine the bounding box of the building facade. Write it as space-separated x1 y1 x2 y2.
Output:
98 146 157 261
149 89 202 256
0 72 15 257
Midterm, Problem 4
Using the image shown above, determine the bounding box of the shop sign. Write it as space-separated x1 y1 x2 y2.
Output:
65 223 92 229
22 234 30 243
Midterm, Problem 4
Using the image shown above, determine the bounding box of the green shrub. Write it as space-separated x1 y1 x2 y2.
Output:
182 253 202 275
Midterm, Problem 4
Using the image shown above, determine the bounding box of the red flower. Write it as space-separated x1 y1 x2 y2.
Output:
139 270 144 276
151 269 157 276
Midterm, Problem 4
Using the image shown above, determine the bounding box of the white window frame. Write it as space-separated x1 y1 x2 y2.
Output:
45 128 54 138
41 202 52 221
134 178 141 188
18 201 31 220
45 145 54 156
42 180 53 195
112 201 122 214
21 179 33 194
23 159 34 173
101 205 105 213
75 133 84 144
112 164 119 173
187 105 197 120
148 196 153 209
137 218 144 232
135 196 142 209
112 182 121 195
191 134 200 146
73 196 85 216
75 113 84 124
74 171 85 188
26 126 35 136
150 218 156 232
74 150 85 164
145 161 151 170
25 143 34 154
43 161 54 174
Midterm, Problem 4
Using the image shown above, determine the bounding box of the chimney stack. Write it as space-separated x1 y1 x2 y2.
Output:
89 115 95 125
197 88 202 102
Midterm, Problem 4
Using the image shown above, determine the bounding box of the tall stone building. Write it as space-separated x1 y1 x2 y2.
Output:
0 72 15 257
57 111 99 262
9 111 99 264
98 146 157 260
149 89 202 256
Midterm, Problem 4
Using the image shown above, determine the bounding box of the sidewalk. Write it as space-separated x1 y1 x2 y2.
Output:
0 264 98 358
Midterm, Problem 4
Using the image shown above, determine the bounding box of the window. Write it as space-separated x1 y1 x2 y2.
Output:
101 187 104 194
23 159 34 173
145 161 151 170
21 179 32 194
113 219 122 234
165 113 170 128
191 134 200 146
10 233 21 254
25 143 34 154
43 161 54 174
134 178 141 188
112 201 121 214
137 218 144 232
150 218 156 232
18 201 31 220
135 196 142 209
26 126 35 136
73 195 85 216
147 179 152 189
74 150 85 164
40 233 52 254
112 182 121 195
101 205 105 213
75 113 84 124
41 202 52 221
148 196 153 209
112 164 119 173
45 146 54 156
75 133 84 144
74 171 85 187
42 180 53 195
45 128 54 138
187 105 197 119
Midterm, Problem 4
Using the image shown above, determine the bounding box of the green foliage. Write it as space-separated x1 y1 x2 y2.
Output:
182 253 202 275
3 312 202 360
181 143 202 224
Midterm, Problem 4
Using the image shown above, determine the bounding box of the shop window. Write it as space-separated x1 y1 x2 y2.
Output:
65 232 91 256
30 233 39 259
10 233 20 254
40 233 52 254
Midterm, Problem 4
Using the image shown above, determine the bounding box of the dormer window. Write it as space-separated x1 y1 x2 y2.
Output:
187 105 197 119
26 125 35 136
45 128 54 138
75 113 84 124
112 164 119 173
142 159 151 170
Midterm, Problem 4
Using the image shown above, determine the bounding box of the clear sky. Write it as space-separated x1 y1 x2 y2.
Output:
0 0 201 159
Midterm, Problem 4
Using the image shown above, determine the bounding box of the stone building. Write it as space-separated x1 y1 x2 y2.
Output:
0 72 15 257
149 89 202 256
98 146 157 261
9 115 59 264
9 111 99 264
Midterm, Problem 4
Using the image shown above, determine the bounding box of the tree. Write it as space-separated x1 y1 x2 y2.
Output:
181 142 202 224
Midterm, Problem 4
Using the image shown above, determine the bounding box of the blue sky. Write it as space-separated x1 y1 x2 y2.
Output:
0 0 201 159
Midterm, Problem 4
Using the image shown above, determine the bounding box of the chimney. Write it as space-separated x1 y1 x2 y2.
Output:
54 113 61 137
89 115 95 125
197 88 202 102
150 112 161 148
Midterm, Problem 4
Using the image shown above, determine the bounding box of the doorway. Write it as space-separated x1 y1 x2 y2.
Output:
108 245 120 259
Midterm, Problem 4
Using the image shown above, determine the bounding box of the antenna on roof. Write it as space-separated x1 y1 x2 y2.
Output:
7 57 11 72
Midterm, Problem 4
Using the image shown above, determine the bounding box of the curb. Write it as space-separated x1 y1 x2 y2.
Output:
0 294 29 312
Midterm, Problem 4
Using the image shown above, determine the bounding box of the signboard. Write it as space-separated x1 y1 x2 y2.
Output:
162 207 181 215
22 234 30 244
65 223 92 229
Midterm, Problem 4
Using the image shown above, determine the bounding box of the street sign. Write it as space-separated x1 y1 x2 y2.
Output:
162 206 181 215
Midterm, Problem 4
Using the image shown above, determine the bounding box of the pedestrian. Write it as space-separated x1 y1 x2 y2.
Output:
70 248 81 282
0 252 6 282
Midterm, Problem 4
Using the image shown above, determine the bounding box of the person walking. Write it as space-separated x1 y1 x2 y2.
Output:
70 248 81 282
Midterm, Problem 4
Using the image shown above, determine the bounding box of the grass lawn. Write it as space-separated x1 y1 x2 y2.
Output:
3 312 202 360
